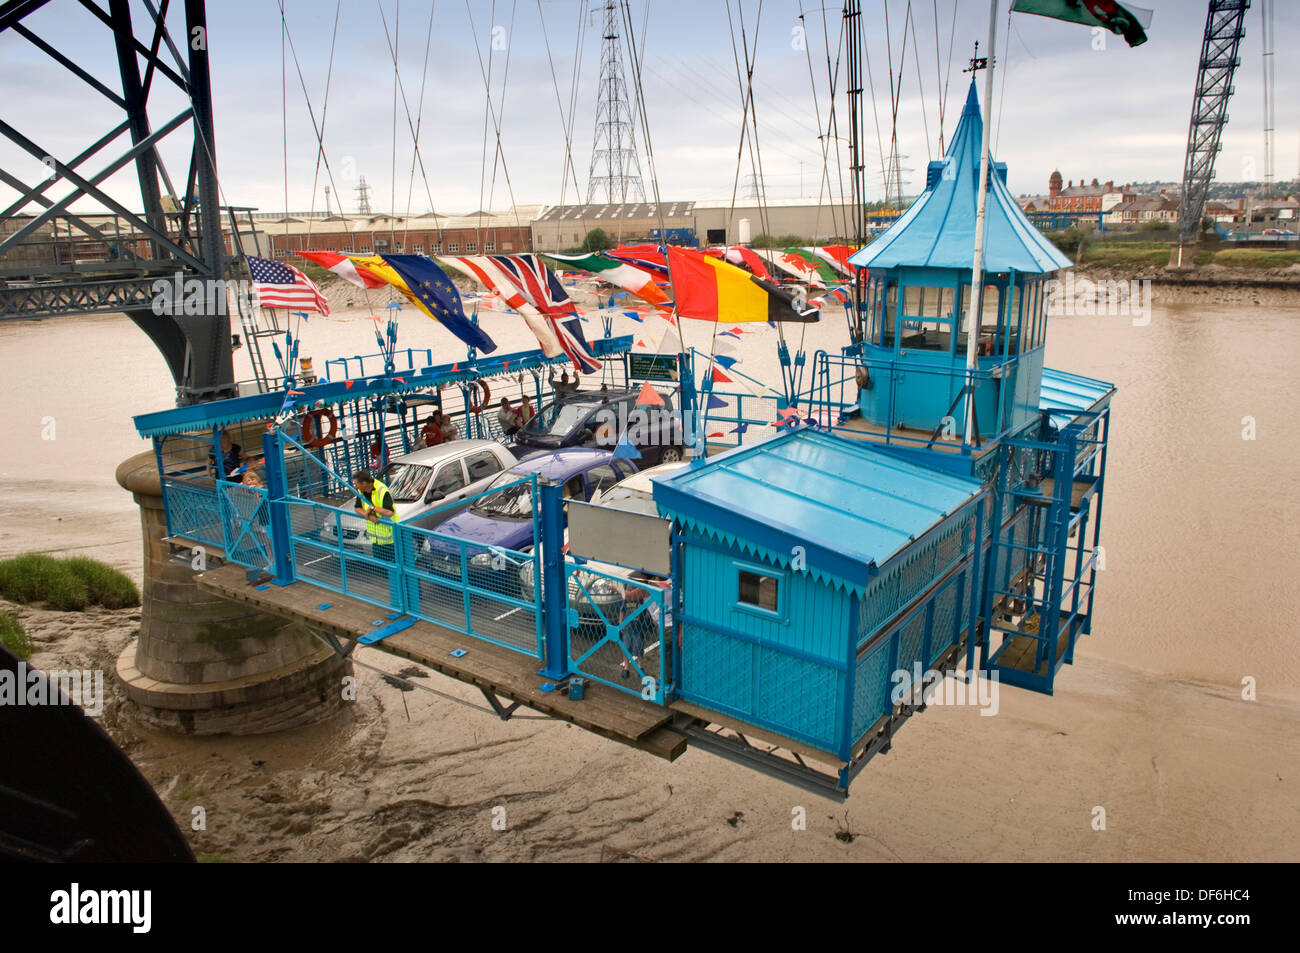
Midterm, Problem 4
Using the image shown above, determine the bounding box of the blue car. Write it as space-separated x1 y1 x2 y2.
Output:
414 448 639 587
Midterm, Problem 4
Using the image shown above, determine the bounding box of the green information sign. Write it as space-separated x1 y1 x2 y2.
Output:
629 353 679 382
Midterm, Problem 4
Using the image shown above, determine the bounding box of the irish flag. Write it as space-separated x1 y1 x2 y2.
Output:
543 251 671 309
295 250 388 289
1011 0 1151 47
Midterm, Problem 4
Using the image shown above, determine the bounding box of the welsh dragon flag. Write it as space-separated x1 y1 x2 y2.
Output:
1011 0 1151 48
543 251 671 309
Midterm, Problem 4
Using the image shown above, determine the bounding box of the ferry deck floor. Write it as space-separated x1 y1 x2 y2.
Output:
197 563 689 761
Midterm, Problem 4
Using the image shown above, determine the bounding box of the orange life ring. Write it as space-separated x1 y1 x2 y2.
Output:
467 379 491 415
301 408 338 447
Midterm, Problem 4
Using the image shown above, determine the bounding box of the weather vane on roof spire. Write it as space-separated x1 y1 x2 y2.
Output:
963 40 990 74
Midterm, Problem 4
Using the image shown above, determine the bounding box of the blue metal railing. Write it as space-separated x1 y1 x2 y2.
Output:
275 475 545 658
217 480 272 571
850 557 977 750
162 479 224 549
564 562 669 702
698 390 780 449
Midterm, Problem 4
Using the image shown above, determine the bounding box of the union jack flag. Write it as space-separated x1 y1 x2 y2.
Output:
488 254 602 374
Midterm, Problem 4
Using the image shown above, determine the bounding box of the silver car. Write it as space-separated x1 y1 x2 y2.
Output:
323 439 516 548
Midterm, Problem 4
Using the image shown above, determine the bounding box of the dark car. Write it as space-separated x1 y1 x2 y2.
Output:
511 387 685 465
413 448 639 592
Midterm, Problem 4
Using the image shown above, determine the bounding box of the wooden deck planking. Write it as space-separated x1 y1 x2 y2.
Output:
198 564 687 761
994 614 1075 675
836 414 997 459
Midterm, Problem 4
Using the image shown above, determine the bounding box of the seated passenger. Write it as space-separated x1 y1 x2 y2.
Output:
497 397 523 436
419 414 443 448
439 411 459 442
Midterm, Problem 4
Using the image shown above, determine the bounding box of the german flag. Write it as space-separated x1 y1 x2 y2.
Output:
667 245 819 323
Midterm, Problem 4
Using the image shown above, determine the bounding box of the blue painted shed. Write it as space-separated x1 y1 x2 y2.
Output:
653 428 987 761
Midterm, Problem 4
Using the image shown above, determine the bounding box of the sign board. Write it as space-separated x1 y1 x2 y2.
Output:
566 500 671 575
629 353 679 382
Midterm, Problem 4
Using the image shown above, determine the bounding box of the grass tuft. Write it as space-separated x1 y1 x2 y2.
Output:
0 610 33 660
0 553 139 611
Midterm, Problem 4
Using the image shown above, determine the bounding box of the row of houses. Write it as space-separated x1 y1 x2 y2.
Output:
1018 169 1300 229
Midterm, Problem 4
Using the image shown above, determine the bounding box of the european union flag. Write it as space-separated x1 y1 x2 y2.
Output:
381 254 497 354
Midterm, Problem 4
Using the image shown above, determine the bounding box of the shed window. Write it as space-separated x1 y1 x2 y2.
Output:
737 569 779 612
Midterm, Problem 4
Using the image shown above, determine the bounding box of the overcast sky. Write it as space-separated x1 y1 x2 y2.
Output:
1 0 1296 219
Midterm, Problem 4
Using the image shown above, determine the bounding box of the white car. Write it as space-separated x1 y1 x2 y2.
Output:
322 439 516 548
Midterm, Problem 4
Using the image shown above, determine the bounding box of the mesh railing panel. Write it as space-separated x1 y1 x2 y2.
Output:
565 563 669 701
217 481 271 570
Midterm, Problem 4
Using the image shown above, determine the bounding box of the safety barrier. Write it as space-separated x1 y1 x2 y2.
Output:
399 518 542 657
280 476 544 659
217 480 272 572
564 561 669 702
162 479 224 549
850 557 978 746
699 390 781 449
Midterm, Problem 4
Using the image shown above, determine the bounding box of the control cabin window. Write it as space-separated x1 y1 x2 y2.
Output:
898 285 955 352
737 569 779 613
957 284 1004 356
879 281 898 347
1005 285 1022 354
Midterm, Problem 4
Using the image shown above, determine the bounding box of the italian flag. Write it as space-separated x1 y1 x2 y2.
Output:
1011 0 1151 48
295 250 388 289
543 251 671 309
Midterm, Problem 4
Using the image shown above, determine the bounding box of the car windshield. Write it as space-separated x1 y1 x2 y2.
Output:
596 486 658 516
379 463 433 502
525 401 598 438
470 471 534 519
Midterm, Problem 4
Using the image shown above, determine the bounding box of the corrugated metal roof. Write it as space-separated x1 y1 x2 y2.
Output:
849 82 1072 275
653 428 983 591
1039 366 1115 430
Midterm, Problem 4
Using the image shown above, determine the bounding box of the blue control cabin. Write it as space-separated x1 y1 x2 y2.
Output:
653 428 987 781
790 81 1118 702
844 81 1073 457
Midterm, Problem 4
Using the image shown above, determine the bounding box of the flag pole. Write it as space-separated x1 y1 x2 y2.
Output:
963 0 999 449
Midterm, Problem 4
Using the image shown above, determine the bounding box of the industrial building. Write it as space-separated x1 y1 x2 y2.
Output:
531 198 862 252
256 207 541 260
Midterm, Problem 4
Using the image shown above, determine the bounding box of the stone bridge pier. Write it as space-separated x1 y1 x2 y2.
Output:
114 452 349 734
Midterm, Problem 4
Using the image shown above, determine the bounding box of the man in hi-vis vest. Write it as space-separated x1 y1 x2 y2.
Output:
352 470 398 560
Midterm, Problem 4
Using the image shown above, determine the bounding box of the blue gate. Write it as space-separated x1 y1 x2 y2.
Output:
564 561 670 703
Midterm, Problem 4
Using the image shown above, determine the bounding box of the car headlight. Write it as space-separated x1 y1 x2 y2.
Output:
469 553 494 568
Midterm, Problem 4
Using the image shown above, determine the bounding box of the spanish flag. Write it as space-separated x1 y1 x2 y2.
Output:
667 245 819 324
348 254 420 305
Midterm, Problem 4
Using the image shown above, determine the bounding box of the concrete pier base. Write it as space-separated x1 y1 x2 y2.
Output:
115 452 349 735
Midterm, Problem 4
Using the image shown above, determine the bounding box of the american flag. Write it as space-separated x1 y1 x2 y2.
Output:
489 254 601 373
247 255 330 316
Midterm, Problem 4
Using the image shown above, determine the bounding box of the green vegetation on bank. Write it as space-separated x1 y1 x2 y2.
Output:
0 554 140 611
1043 229 1300 271
0 610 33 660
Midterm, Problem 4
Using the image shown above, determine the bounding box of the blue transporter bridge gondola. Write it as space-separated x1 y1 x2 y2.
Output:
126 79 1116 800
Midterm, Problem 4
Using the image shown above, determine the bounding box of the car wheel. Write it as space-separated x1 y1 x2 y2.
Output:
660 446 683 464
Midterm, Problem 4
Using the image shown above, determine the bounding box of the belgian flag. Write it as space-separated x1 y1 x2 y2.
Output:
667 245 819 324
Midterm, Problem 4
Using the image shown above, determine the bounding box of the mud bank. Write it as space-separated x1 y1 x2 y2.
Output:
9 598 1298 862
